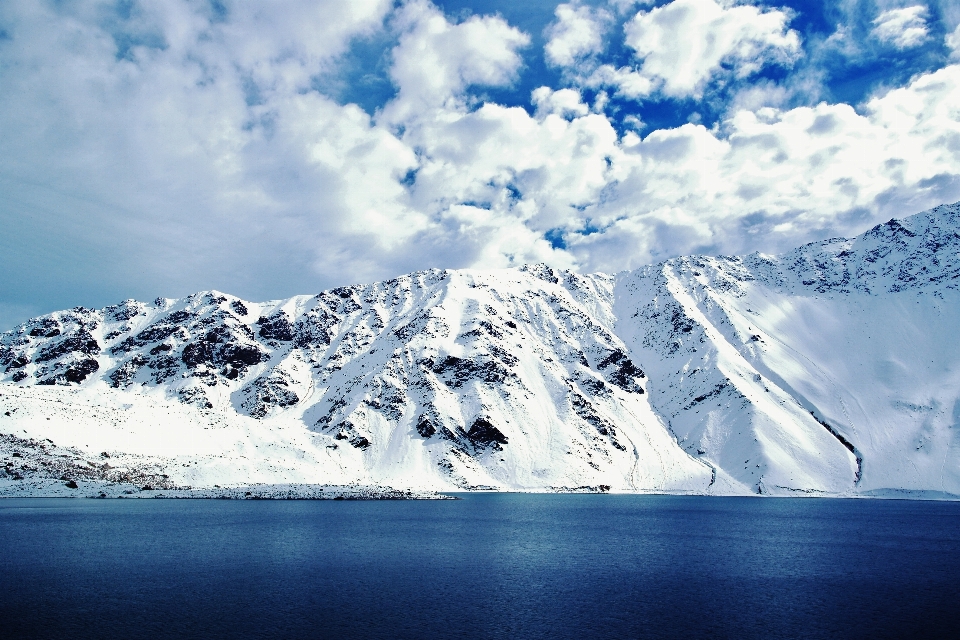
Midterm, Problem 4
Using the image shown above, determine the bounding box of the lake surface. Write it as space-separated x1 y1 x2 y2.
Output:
1 494 959 639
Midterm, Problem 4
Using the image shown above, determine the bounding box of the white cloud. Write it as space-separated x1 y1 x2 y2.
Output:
727 81 791 112
396 98 622 253
585 64 655 98
565 64 960 271
0 0 411 303
620 0 801 98
872 6 929 49
946 23 960 58
379 35 960 277
544 3 610 68
382 1 529 122
531 87 590 118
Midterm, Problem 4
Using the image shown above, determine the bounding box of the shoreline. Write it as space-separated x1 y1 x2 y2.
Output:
2 478 957 501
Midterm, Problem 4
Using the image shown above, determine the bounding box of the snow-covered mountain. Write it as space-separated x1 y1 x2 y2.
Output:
3 202 960 497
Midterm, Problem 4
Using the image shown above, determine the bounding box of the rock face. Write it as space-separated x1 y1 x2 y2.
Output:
2 202 960 496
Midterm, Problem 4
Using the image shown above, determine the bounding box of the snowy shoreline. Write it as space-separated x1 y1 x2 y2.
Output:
0 479 457 500
2 478 956 501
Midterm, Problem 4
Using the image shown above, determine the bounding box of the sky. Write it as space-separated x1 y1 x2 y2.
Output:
2 0 960 328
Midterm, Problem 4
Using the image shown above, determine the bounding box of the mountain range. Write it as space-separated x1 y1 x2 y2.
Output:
2 202 959 498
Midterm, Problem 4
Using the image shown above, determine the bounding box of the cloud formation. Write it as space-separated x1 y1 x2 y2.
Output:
872 6 929 49
384 1 530 121
0 0 959 327
619 0 801 98
544 2 610 68
568 63 960 270
947 22 960 58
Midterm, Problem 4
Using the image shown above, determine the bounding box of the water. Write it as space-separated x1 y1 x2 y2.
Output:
1 494 958 639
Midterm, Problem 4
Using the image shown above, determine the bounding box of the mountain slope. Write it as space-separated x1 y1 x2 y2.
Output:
3 203 960 496
615 202 960 496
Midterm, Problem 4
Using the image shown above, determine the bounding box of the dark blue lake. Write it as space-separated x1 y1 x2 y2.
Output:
1 494 958 639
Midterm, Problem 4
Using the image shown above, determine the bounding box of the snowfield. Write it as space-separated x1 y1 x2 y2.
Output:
2 202 959 498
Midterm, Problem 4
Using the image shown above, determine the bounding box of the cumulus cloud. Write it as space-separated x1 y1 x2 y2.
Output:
564 64 960 270
383 1 529 122
619 0 801 98
531 86 591 118
394 97 621 262
872 6 929 49
381 35 960 275
544 2 610 68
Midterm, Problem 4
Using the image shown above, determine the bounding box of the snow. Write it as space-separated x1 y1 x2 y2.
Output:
2 202 960 498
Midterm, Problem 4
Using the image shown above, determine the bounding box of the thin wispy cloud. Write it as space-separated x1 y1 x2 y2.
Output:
947 22 960 58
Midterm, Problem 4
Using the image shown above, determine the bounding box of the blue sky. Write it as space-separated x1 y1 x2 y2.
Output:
1 0 960 328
